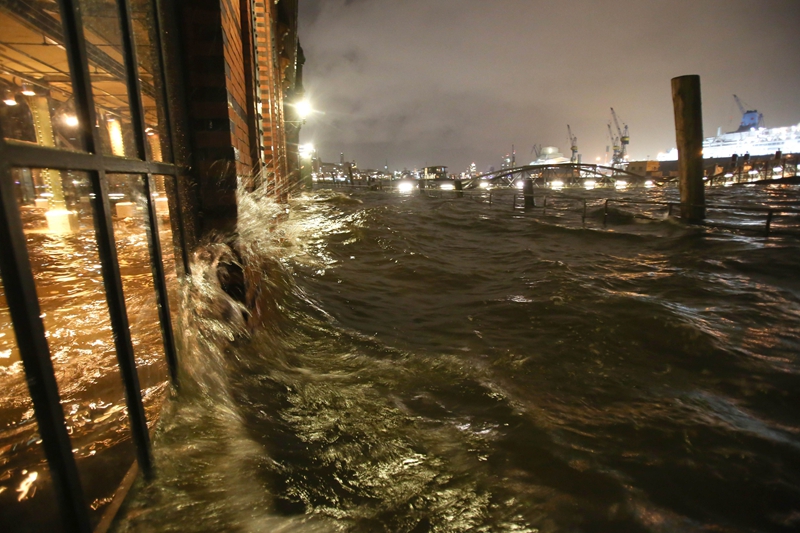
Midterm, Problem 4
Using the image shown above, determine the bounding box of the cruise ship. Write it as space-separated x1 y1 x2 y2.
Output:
659 123 800 161
658 99 800 161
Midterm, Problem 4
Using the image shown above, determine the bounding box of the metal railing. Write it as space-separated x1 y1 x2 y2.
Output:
315 181 800 238
509 192 800 237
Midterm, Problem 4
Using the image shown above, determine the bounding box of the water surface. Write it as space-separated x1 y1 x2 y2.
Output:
115 184 800 533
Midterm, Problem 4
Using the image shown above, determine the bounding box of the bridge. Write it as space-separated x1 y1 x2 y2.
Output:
465 163 650 188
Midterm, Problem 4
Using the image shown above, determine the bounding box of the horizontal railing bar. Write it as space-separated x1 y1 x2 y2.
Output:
2 141 182 176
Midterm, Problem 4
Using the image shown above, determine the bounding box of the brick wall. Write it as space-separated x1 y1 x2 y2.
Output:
177 0 296 232
253 0 289 198
220 0 252 175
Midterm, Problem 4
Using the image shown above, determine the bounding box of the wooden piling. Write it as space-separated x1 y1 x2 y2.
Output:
671 75 705 222
523 178 534 209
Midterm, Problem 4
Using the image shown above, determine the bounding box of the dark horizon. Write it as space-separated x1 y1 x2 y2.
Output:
298 0 800 172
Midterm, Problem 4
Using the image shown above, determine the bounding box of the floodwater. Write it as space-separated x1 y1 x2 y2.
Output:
114 183 800 533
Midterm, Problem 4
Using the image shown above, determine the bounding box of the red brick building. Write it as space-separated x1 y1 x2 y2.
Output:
177 0 303 232
0 1 303 530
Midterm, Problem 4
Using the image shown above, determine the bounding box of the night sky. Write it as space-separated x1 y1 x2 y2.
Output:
298 0 800 172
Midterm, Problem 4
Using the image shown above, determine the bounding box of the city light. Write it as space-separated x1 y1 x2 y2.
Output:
397 181 415 193
550 180 564 190
615 180 628 189
299 143 315 157
3 90 17 106
644 180 654 188
584 179 596 190
295 99 312 119
64 115 79 127
440 182 454 190
20 83 35 96
479 181 489 188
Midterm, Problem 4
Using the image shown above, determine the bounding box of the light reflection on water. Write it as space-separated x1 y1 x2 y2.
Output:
114 185 799 533
0 186 174 528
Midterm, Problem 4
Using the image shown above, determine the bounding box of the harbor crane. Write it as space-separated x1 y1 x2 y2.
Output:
607 123 621 166
567 125 578 163
732 94 764 132
610 107 629 163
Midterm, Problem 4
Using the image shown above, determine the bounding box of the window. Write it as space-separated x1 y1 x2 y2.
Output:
0 0 184 530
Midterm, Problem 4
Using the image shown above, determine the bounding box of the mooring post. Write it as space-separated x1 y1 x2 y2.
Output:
418 179 426 194
455 179 463 198
582 198 587 225
523 178 534 209
671 75 705 223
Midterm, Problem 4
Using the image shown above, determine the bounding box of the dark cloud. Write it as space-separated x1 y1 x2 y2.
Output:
299 0 800 172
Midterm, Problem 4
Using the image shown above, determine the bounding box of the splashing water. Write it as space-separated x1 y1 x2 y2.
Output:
114 184 800 533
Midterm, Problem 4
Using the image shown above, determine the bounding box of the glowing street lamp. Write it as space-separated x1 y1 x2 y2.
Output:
3 90 17 106
295 99 312 119
299 143 315 158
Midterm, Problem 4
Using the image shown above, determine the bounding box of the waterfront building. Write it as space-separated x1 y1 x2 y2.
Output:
0 1 302 531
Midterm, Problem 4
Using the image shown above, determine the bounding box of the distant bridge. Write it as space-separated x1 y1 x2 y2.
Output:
465 163 649 188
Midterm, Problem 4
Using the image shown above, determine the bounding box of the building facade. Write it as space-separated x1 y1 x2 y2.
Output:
0 1 301 531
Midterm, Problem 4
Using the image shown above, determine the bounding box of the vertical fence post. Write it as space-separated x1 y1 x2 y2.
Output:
523 178 534 209
671 74 706 223
765 209 774 237
582 198 587 225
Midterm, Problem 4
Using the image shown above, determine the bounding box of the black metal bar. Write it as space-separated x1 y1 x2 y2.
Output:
3 142 98 171
115 0 183 380
604 198 610 226
1 141 181 176
104 157 180 176
0 150 93 533
143 173 179 384
151 0 175 163
116 0 148 161
59 0 153 477
171 175 191 277
58 0 99 155
89 169 154 478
